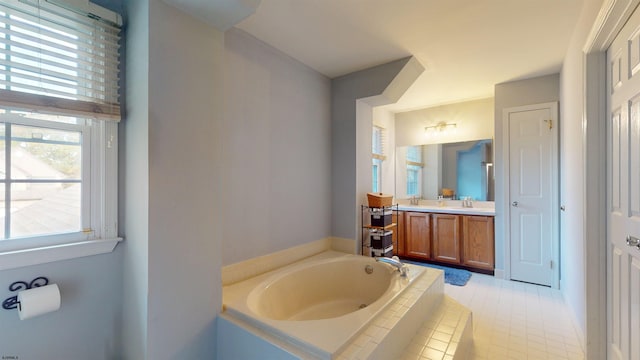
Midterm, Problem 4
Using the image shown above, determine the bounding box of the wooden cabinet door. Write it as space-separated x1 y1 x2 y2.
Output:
405 212 430 259
462 215 495 270
432 213 461 264
392 211 405 256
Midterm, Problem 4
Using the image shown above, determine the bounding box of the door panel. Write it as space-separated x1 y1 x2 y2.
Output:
607 7 640 358
631 258 640 360
611 247 624 359
612 109 622 212
519 213 542 264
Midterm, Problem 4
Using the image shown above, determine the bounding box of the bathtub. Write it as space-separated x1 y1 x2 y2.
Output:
222 252 425 359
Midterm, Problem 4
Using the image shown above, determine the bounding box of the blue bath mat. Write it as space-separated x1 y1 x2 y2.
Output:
405 261 472 286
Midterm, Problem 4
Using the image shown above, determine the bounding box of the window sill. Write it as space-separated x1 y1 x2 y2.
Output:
0 238 123 271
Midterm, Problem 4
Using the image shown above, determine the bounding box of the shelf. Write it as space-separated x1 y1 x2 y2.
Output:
363 223 397 230
361 204 400 257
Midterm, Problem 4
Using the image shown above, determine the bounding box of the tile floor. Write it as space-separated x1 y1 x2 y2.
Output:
403 272 585 359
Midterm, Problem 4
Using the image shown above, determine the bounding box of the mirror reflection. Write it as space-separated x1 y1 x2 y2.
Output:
396 139 494 201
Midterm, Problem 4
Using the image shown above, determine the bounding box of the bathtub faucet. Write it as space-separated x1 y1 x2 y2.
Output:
376 256 409 277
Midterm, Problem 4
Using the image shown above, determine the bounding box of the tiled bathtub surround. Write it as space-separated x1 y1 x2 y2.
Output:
219 247 474 359
334 266 472 360
223 252 427 358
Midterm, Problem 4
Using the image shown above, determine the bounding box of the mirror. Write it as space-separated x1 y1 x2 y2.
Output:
395 139 494 201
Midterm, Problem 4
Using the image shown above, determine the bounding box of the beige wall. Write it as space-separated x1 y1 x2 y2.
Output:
395 97 494 147
147 0 224 358
122 0 149 358
222 28 332 265
559 0 607 342
493 73 560 273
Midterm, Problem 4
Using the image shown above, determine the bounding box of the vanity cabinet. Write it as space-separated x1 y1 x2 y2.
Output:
404 212 431 260
431 214 461 265
462 215 495 270
396 210 495 272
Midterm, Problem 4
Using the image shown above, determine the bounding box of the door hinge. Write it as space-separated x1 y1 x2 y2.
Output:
550 260 553 269
544 119 553 130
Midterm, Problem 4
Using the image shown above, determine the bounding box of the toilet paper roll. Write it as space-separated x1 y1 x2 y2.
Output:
17 284 61 320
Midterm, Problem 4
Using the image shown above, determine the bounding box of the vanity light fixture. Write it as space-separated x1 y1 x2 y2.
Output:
424 122 457 135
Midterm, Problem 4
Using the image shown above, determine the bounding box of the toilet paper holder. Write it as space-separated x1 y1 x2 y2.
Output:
2 276 49 310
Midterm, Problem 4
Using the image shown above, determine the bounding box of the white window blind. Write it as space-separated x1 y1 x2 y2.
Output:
0 0 121 270
372 125 386 160
0 0 121 120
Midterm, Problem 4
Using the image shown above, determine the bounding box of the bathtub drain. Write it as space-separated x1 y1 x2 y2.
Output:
359 304 368 309
364 265 374 274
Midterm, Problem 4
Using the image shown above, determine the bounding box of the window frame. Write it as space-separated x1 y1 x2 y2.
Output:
372 158 382 193
0 112 119 270
0 0 121 270
405 146 423 197
406 164 421 197
372 125 386 192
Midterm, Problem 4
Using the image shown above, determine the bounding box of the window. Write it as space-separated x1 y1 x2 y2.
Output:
406 146 423 197
372 158 381 193
0 0 122 270
372 125 385 192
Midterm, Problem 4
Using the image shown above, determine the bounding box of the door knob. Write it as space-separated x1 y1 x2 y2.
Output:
512 201 519 207
626 235 640 247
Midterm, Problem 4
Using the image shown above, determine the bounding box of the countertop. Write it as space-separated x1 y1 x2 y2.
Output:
395 201 496 216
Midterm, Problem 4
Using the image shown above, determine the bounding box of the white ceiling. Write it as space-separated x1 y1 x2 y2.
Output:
236 0 585 112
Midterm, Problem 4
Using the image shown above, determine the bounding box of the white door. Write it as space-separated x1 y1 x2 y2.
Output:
505 103 558 287
607 7 640 359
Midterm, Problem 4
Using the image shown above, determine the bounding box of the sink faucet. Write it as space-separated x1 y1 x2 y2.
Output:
375 256 409 277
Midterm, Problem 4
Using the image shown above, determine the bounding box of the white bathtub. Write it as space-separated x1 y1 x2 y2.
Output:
222 252 425 359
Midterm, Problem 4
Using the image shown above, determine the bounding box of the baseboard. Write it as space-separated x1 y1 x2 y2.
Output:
493 268 505 279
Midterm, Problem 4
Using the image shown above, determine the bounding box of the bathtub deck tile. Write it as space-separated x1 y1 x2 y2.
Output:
381 314 400 330
427 338 449 353
398 296 473 360
339 343 362 359
420 346 445 360
352 334 372 348
445 341 458 356
355 340 377 360
336 267 452 360
431 331 452 344
364 325 387 344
